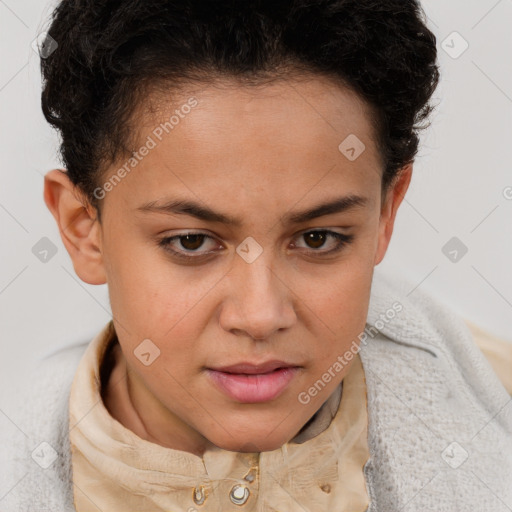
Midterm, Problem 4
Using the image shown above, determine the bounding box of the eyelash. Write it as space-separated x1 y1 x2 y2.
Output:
158 230 354 261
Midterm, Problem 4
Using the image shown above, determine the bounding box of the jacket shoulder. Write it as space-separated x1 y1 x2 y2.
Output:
361 270 512 511
0 341 88 512
365 269 509 405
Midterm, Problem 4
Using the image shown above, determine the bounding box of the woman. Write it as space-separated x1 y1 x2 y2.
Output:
3 0 511 510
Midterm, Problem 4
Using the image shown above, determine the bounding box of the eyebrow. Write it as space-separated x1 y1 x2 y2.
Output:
137 194 369 226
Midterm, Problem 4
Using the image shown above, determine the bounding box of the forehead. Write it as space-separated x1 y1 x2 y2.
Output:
141 76 379 154
106 76 383 212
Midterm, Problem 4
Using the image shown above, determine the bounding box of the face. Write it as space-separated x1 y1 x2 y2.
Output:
46 76 411 455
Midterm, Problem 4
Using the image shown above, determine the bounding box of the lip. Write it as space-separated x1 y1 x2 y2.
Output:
206 361 301 403
211 360 295 375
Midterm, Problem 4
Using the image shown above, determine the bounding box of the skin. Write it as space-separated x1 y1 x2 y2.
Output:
44 76 411 456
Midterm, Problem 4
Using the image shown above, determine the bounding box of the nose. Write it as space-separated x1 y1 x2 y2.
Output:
219 253 296 341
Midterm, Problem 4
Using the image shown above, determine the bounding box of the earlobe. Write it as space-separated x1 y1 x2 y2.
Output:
374 164 413 266
44 169 107 285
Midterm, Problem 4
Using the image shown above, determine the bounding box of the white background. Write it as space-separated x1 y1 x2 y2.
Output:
1 0 511 393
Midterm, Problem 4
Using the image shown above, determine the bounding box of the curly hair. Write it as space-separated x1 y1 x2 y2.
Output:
40 0 440 211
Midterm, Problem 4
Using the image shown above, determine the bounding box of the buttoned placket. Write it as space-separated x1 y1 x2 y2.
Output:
190 450 260 509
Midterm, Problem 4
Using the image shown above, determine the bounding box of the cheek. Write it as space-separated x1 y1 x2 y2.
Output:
294 262 373 361
105 248 225 356
303 258 372 320
103 234 185 316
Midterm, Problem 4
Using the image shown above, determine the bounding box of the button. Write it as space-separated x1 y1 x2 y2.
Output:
243 467 257 483
320 483 331 493
193 485 206 505
230 484 250 505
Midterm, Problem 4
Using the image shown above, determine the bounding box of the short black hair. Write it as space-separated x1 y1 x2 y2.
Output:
40 0 440 211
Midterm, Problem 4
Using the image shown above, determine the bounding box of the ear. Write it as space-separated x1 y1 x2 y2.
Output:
374 164 413 266
44 169 107 285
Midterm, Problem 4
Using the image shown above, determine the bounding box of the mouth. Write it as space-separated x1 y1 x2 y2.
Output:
206 361 301 403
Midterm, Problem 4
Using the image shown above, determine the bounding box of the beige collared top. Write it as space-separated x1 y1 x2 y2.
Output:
69 321 370 512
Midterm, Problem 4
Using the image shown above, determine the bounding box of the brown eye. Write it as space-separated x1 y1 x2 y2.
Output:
159 232 221 261
293 230 354 256
179 234 206 250
304 231 327 249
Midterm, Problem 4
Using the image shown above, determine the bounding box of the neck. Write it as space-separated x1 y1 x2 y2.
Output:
101 341 211 456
